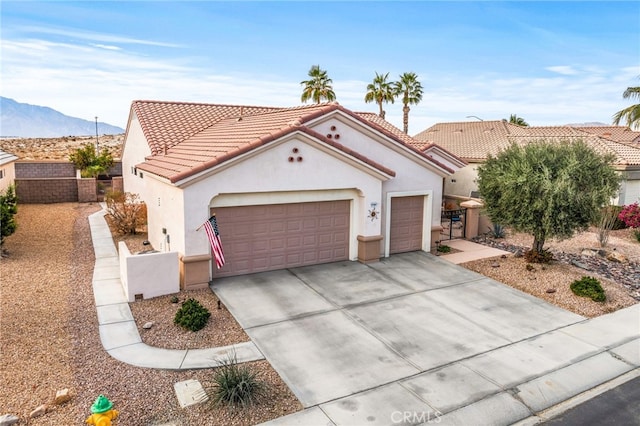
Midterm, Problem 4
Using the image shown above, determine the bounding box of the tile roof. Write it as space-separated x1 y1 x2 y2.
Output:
132 101 455 183
129 100 280 155
575 126 640 144
0 149 18 166
414 120 640 166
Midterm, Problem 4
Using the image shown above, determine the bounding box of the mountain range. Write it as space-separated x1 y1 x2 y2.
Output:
0 97 125 138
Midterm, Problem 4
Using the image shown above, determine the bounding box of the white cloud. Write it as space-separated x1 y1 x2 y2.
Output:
20 25 182 48
92 44 122 51
545 65 579 76
2 34 638 133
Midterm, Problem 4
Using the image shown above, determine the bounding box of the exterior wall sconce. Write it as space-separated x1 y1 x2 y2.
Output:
368 201 379 221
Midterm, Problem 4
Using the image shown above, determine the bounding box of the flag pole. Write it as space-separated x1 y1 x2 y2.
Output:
196 213 216 231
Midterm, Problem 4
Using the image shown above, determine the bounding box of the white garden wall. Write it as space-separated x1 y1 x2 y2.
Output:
118 241 179 302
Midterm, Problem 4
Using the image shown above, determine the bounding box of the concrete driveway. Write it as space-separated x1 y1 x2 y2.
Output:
210 252 639 425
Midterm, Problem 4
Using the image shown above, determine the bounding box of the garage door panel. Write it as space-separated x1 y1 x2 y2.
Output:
212 200 350 277
389 196 424 254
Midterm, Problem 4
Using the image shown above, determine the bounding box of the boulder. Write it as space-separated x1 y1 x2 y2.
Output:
606 251 627 263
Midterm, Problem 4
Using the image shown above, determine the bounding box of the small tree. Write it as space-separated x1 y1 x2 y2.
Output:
0 184 18 246
477 140 620 257
69 144 113 178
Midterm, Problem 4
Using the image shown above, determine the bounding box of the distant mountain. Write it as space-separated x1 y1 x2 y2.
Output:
566 122 609 127
0 97 124 138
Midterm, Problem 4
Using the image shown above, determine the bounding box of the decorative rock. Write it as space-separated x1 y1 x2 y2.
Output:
546 288 557 293
491 262 500 268
571 260 590 270
501 254 507 259
29 405 46 418
0 414 19 426
54 388 71 405
581 249 597 257
514 249 524 258
143 321 154 329
606 252 627 263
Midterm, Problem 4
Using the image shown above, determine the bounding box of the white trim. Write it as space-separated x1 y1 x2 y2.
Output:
384 190 433 258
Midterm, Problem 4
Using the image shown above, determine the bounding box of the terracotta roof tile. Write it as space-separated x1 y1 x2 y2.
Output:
414 120 640 166
575 126 640 144
130 100 280 155
132 101 455 183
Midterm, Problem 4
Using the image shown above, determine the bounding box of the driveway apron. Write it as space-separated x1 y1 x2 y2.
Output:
211 252 615 424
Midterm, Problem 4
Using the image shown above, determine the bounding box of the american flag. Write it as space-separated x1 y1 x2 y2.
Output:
203 215 225 269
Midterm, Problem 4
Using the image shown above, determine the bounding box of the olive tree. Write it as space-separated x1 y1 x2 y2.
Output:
477 140 620 256
0 184 18 246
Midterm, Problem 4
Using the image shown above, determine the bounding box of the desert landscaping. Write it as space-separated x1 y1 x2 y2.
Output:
0 136 639 424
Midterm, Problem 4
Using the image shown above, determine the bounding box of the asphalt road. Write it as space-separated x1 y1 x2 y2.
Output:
543 375 640 425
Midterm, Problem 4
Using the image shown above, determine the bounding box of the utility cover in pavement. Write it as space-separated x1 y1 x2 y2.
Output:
174 379 208 408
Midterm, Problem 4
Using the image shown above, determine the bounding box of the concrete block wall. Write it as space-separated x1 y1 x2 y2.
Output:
16 178 78 203
78 178 97 202
15 161 75 178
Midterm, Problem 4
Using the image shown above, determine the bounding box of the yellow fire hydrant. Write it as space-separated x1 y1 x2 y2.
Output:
86 395 119 425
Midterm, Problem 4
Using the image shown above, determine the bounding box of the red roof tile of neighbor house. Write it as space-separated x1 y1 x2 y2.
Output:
132 101 455 183
576 126 640 144
414 120 640 167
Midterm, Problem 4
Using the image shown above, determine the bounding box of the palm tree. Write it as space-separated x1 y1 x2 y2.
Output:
395 72 423 134
508 114 529 126
612 85 640 130
364 72 396 119
300 65 336 104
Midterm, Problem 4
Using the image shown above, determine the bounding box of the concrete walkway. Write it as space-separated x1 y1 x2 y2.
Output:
438 238 511 264
88 208 264 369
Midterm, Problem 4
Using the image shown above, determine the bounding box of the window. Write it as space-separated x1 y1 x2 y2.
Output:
0 169 4 179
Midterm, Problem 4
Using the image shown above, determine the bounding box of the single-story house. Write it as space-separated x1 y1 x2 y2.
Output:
0 149 18 194
413 120 640 206
122 101 461 289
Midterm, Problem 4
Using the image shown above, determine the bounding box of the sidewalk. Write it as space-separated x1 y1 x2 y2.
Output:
438 238 511 264
88 208 264 369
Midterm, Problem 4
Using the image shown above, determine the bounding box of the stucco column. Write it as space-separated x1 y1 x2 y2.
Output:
357 235 383 263
460 199 483 239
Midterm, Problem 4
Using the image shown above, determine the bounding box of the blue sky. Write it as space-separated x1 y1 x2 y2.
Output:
2 1 639 134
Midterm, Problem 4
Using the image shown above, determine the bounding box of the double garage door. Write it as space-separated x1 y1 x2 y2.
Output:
211 200 350 277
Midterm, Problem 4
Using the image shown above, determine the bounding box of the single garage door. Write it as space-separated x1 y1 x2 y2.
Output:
211 200 350 277
389 195 424 254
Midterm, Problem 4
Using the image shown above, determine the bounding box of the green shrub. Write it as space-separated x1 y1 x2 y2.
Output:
207 352 266 408
0 185 18 246
174 298 210 331
635 229 640 242
570 276 606 302
524 249 553 264
437 244 451 253
488 223 506 239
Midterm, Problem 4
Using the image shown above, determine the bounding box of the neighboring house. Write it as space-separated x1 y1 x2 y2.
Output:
413 120 640 206
122 101 460 289
0 149 18 193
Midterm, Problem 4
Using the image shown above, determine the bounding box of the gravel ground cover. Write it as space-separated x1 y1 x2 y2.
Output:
465 227 639 317
0 203 301 425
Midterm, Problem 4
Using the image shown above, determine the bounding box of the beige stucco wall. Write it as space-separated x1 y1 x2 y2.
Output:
0 162 16 193
125 111 453 282
443 163 480 198
122 113 152 198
